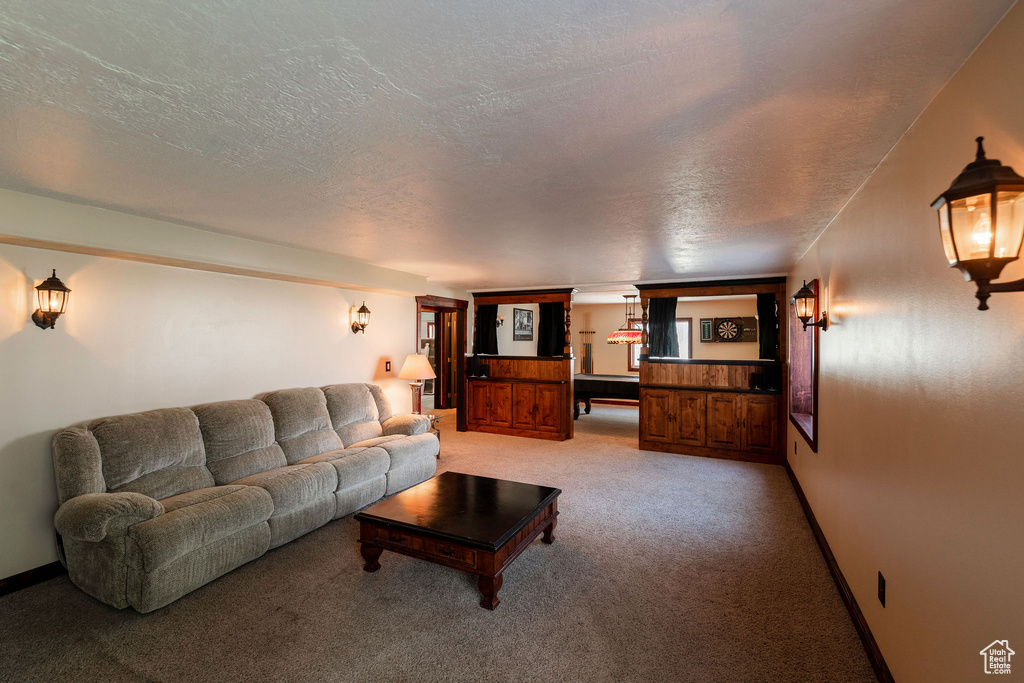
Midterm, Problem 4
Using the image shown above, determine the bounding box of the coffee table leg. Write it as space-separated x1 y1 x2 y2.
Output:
478 574 503 610
360 543 383 572
542 518 557 544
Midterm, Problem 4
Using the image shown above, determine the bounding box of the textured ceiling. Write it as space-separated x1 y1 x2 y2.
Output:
0 1 1013 290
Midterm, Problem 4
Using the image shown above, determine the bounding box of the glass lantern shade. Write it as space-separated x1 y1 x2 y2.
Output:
31 270 71 329
793 281 817 324
932 138 1024 283
356 302 371 327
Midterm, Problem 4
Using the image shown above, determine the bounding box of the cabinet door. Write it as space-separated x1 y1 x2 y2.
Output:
742 394 778 454
468 381 489 425
535 384 563 433
640 389 674 443
706 393 741 450
512 383 537 430
490 382 513 427
673 391 707 447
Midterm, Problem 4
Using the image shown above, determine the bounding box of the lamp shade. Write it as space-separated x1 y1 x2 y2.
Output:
607 329 642 345
398 354 435 380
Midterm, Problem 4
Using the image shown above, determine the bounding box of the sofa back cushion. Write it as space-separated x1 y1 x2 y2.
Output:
52 426 106 504
88 408 214 500
193 400 287 484
261 387 344 463
323 384 384 446
366 384 393 423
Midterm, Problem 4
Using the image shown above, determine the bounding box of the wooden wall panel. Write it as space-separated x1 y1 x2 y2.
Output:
484 358 571 382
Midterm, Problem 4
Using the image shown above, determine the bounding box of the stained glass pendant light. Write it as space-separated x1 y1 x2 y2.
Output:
607 295 643 344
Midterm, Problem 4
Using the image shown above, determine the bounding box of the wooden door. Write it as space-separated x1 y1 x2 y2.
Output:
742 394 778 454
490 382 513 427
640 389 674 443
706 393 741 450
512 383 537 430
468 381 489 425
674 391 707 447
535 384 562 433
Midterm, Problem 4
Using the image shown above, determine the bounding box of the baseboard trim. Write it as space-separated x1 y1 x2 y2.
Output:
785 462 894 683
0 561 66 597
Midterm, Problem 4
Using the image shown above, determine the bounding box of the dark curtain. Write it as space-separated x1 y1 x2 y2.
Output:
647 297 679 358
756 293 779 360
536 302 565 357
475 304 499 355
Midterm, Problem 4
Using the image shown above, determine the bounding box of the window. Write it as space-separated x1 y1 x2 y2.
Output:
629 318 692 371
789 282 818 452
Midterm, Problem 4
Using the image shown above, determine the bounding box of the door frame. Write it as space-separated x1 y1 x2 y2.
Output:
415 295 469 431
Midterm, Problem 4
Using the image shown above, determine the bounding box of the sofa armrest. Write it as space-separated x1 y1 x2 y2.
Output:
54 492 164 543
382 414 430 437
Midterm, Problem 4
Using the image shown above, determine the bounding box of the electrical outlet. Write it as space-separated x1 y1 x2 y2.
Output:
878 572 886 607
385 361 391 372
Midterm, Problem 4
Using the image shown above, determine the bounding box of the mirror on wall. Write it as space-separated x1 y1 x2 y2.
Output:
572 294 769 375
494 303 540 356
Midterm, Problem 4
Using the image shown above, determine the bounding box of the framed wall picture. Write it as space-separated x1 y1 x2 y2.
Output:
513 308 534 341
700 318 714 342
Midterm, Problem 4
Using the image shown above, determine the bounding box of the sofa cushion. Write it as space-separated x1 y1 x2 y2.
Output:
233 463 337 516
322 384 384 446
371 433 440 470
261 388 344 463
90 408 214 500
348 435 403 449
160 485 251 513
193 400 287 484
298 447 390 489
127 485 273 571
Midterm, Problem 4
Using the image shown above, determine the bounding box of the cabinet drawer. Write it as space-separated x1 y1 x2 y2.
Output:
423 539 478 569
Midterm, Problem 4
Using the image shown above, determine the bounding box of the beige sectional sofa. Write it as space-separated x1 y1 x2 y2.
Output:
51 383 438 612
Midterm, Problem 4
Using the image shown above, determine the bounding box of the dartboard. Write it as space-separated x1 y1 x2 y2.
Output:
716 319 740 341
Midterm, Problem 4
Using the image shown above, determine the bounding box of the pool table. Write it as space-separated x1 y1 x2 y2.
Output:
573 373 640 419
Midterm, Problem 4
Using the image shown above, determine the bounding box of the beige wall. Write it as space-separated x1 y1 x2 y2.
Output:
788 5 1024 681
0 189 469 581
573 297 760 373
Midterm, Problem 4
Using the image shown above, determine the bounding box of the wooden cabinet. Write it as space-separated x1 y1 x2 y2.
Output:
469 380 512 427
640 388 781 464
640 389 705 446
741 393 778 454
468 379 569 440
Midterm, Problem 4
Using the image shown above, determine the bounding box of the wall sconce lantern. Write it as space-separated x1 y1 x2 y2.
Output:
793 280 829 331
496 315 505 327
351 301 371 333
32 269 71 330
932 137 1024 310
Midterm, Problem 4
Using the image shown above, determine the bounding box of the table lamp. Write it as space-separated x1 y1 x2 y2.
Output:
398 353 436 414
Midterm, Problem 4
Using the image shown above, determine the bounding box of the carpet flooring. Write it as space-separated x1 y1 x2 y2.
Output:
0 405 875 683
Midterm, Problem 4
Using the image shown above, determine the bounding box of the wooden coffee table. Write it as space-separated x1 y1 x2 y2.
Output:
355 471 560 609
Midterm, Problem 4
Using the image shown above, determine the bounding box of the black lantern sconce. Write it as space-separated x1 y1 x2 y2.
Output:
351 301 371 333
793 280 829 331
31 269 71 330
496 315 505 327
932 137 1024 310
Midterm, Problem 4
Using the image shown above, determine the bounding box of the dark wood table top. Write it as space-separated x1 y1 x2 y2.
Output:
355 471 561 551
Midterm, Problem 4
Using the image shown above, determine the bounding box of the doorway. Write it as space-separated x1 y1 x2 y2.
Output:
415 295 469 431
